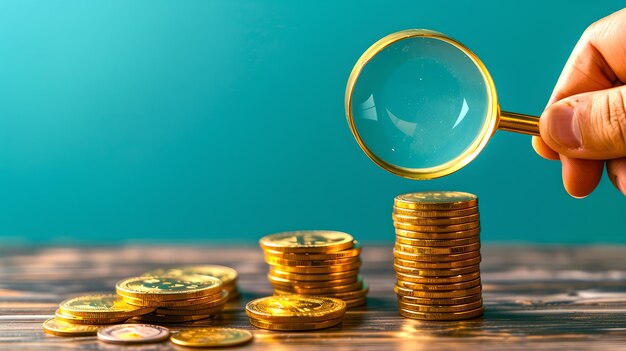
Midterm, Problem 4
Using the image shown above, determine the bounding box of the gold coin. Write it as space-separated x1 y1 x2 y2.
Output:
134 313 214 323
276 284 368 300
393 249 480 262
268 273 359 288
394 257 481 270
245 295 346 323
54 310 129 325
155 302 226 316
392 213 480 226
265 255 360 267
395 235 479 247
154 291 230 312
393 206 478 218
269 268 359 281
58 294 154 319
264 241 362 260
343 296 367 308
259 231 354 253
272 279 363 295
394 242 480 255
121 290 225 308
43 317 100 336
248 316 343 331
270 260 361 274
394 191 478 210
398 293 482 306
395 228 480 239
396 270 480 284
398 306 484 321
394 221 480 233
394 285 481 298
116 275 222 301
397 277 481 291
398 299 483 313
394 263 480 277
170 327 253 348
143 265 238 287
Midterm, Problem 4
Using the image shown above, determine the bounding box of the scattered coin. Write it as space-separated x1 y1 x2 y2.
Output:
170 327 253 348
97 323 170 344
43 318 100 337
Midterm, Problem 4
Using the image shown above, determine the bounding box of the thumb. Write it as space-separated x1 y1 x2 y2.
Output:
540 85 626 160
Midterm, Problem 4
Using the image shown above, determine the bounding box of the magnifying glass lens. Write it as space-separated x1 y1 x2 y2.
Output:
351 36 491 171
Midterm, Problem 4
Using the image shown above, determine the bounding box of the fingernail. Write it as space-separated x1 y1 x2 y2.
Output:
618 177 626 196
547 103 582 149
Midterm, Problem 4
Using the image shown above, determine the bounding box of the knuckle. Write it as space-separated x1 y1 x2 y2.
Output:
593 89 626 152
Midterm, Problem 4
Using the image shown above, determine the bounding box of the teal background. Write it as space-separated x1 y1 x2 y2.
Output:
0 1 624 245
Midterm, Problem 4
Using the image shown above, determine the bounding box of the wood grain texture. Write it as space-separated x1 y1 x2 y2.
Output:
2 245 626 350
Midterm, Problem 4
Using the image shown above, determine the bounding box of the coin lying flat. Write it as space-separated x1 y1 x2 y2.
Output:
134 313 215 323
396 277 481 291
392 213 480 225
393 249 480 262
396 270 481 284
260 231 354 253
398 306 484 321
272 260 362 274
395 227 480 239
394 284 481 298
269 268 359 282
399 299 483 313
121 290 225 308
393 263 480 277
394 242 480 255
395 235 480 247
54 309 129 325
394 256 481 269
246 295 346 323
116 275 222 301
398 293 482 306
393 206 478 218
97 324 170 344
264 241 362 260
394 221 480 233
170 327 253 348
264 255 360 267
143 265 238 287
43 317 100 337
394 192 478 210
59 294 154 319
268 273 359 288
248 316 344 331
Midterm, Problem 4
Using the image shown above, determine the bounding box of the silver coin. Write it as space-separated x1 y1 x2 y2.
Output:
97 323 170 344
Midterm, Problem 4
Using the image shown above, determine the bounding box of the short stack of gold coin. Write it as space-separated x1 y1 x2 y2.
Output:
143 265 240 300
246 295 347 331
117 274 229 324
51 294 155 329
260 231 368 308
392 191 484 321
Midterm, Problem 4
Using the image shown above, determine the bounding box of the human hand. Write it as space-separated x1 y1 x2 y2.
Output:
533 8 626 198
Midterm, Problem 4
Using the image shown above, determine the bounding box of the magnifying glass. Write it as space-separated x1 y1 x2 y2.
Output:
345 29 540 179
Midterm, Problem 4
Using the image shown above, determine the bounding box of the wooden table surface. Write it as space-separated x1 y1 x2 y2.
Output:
3 245 626 350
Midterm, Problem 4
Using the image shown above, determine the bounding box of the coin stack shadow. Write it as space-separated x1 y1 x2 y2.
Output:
260 231 369 308
392 191 484 321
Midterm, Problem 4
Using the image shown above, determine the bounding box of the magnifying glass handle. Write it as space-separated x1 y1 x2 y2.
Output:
499 111 540 136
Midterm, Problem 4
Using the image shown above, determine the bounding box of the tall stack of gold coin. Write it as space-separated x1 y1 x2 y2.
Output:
117 275 229 323
260 231 368 308
392 191 484 321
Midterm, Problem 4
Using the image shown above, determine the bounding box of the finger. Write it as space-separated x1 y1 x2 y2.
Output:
560 155 604 198
606 157 626 195
539 85 626 160
548 8 626 105
532 136 560 160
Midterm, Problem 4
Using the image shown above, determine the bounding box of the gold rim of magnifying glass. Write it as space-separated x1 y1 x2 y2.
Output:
345 29 498 180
